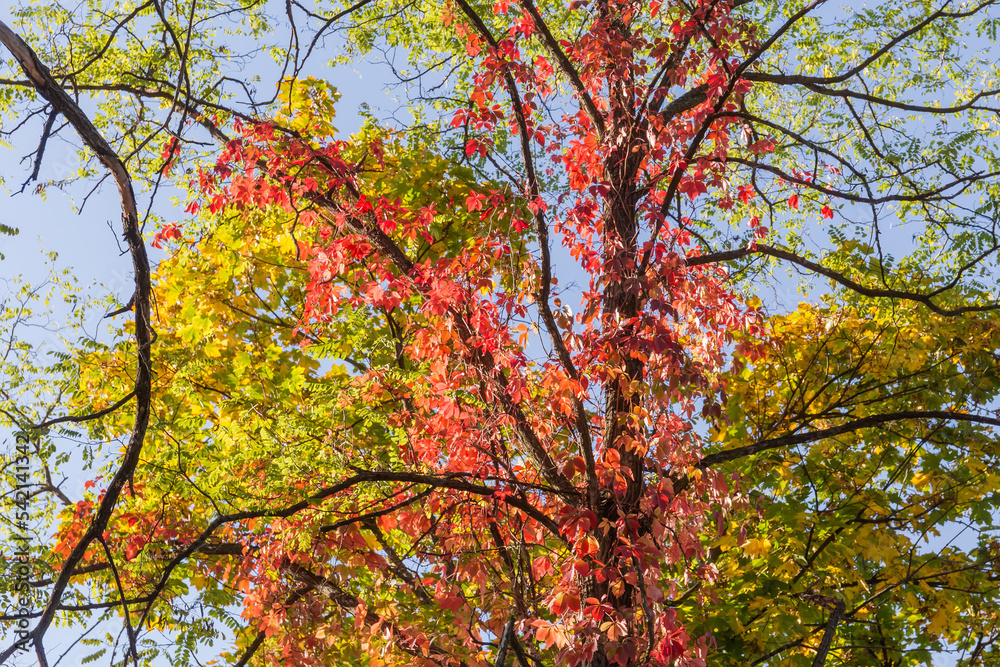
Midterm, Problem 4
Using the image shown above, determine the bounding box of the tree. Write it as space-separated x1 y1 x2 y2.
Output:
1 1 999 666
692 295 1000 664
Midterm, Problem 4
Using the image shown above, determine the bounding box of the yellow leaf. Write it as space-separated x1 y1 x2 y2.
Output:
743 538 771 559
928 606 952 635
911 470 933 489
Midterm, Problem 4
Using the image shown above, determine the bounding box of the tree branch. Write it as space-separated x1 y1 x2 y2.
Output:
133 469 564 635
0 20 153 665
746 0 995 89
284 563 462 666
18 104 55 193
811 599 846 666
31 391 136 430
687 243 1000 316
516 0 605 135
450 0 602 504
700 410 1000 469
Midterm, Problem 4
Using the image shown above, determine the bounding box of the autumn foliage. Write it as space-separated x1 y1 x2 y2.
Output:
3 0 1000 666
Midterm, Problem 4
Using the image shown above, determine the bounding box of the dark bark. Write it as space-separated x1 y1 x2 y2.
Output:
0 20 153 667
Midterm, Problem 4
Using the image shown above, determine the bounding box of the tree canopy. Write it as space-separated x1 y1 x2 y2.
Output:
1 1 1000 666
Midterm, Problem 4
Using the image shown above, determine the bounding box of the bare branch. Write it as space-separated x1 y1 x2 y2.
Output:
18 105 55 193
